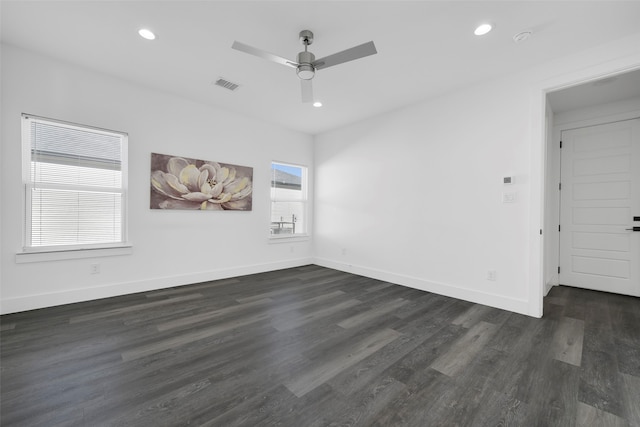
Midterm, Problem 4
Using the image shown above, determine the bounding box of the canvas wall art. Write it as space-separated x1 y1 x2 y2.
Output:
150 153 253 211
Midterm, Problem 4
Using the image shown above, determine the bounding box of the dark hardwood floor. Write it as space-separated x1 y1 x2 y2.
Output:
1 265 639 426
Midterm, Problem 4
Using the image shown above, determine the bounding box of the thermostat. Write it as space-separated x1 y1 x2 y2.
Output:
503 176 514 185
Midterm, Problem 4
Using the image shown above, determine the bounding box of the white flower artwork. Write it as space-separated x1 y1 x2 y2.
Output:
150 153 253 211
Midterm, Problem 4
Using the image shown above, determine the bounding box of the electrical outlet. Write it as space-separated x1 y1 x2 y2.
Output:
341 248 347 256
90 263 100 274
290 246 294 253
487 270 497 281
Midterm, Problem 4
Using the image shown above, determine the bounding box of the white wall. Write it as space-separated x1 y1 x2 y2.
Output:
0 44 314 314
554 97 640 128
314 33 640 317
314 77 533 314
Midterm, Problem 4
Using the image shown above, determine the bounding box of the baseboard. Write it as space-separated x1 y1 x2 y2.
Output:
314 257 532 316
544 282 555 296
0 257 314 314
2 257 535 316
544 274 559 296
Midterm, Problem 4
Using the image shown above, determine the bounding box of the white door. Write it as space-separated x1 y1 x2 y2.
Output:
559 118 640 296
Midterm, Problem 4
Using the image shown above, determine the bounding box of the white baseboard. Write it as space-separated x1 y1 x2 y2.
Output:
2 257 537 316
544 276 558 296
314 257 532 317
0 257 314 314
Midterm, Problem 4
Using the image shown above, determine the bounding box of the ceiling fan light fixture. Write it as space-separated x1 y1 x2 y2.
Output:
297 64 315 80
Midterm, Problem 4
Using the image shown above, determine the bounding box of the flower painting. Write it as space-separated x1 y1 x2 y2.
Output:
150 153 253 211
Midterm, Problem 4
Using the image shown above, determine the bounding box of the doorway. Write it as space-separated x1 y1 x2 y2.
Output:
546 69 640 297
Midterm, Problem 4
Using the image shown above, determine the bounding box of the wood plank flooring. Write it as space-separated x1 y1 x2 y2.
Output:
1 265 639 426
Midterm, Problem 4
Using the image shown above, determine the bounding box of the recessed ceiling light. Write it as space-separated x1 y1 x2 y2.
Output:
313 101 323 108
138 29 156 40
474 23 493 36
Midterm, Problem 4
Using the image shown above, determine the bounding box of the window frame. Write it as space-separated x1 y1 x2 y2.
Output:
269 160 309 240
20 114 130 256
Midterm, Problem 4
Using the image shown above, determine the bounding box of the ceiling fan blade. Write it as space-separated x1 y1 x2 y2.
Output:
313 41 377 70
301 79 314 103
231 41 297 68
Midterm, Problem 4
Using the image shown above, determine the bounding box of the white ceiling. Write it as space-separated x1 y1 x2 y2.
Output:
2 1 640 135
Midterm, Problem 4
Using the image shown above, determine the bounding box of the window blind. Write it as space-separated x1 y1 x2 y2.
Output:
270 163 304 202
23 115 127 250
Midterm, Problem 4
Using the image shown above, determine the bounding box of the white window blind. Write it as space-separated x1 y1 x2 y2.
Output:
22 114 128 251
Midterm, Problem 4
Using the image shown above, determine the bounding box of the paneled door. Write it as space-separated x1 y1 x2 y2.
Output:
559 118 640 296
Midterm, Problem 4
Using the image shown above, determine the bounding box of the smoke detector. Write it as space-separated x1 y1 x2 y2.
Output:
513 31 532 43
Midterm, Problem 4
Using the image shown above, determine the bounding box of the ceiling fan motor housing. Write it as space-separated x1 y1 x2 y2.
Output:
296 51 315 80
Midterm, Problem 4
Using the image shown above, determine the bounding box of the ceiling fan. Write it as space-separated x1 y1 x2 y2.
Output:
232 30 377 103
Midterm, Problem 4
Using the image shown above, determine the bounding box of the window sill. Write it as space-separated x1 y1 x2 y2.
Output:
15 245 133 263
268 234 311 244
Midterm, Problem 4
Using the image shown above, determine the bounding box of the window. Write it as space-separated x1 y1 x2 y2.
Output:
22 114 128 252
270 162 308 237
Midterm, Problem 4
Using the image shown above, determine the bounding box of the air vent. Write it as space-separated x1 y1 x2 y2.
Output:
213 78 241 91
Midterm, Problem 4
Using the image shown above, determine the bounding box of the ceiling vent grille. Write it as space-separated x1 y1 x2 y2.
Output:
214 78 240 91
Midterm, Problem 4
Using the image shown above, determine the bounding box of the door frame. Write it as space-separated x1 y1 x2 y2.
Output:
529 57 640 318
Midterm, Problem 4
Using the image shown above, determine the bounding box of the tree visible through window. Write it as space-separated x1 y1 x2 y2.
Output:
270 162 307 236
22 114 128 251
